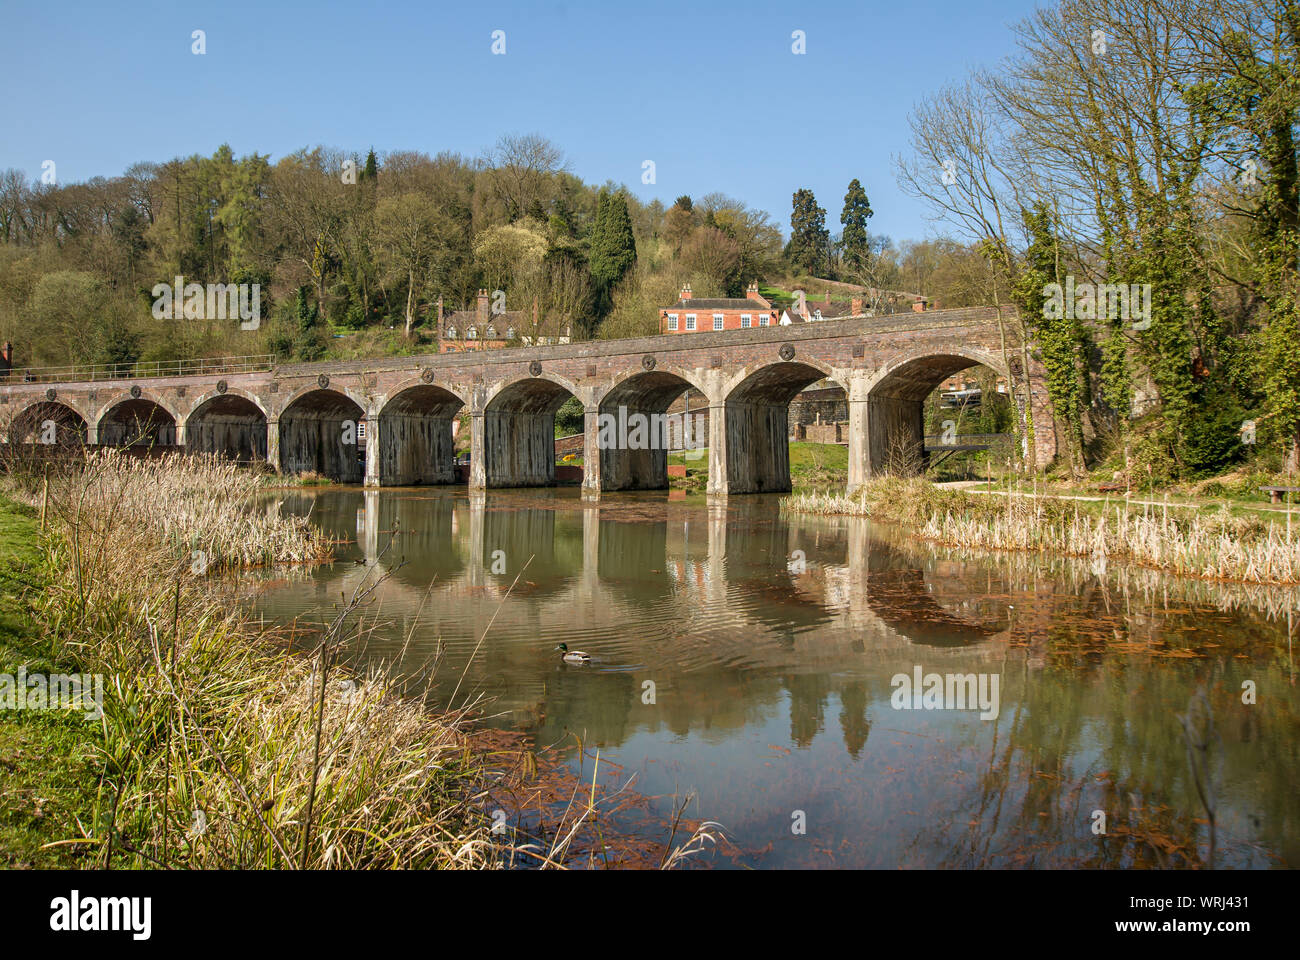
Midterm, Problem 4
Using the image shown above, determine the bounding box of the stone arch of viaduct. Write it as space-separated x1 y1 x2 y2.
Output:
0 306 1055 495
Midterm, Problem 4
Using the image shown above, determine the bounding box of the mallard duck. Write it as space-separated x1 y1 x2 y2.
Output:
555 643 591 663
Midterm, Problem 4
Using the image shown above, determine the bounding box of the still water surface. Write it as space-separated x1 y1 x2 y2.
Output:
253 487 1300 868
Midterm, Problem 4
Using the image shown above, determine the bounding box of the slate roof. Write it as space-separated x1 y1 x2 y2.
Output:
445 309 528 324
805 301 856 319
665 298 770 311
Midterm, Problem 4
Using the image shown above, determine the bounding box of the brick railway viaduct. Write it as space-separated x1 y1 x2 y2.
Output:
0 305 1055 496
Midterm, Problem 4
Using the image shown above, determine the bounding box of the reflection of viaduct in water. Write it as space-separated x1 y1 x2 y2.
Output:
307 491 1009 665
2 307 1055 495
270 491 1013 759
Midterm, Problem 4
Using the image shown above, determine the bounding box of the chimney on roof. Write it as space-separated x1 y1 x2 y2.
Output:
746 281 761 301
851 297 862 316
680 283 692 301
477 289 490 322
0 341 11 377
436 296 444 336
912 298 927 313
823 289 831 304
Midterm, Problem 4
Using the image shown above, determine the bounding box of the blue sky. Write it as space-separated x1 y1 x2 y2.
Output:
1 0 1041 242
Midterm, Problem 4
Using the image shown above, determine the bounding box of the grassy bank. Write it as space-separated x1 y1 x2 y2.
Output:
0 498 100 867
2 452 501 868
783 476 1300 586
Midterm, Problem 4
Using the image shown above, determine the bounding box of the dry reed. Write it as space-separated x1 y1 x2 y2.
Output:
782 477 1300 586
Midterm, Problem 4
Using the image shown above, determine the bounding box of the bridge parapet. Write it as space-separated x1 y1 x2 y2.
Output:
0 354 274 386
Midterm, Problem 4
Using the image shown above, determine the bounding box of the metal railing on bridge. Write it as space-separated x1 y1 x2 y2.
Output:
0 354 275 385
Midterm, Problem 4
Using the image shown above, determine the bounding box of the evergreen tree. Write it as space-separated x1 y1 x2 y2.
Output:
787 189 829 275
840 179 874 271
662 195 695 252
589 189 637 289
362 148 378 182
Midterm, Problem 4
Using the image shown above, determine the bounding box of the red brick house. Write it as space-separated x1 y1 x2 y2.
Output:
659 283 777 334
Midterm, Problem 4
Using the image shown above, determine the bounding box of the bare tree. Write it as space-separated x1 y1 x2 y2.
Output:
265 150 346 309
487 133 567 221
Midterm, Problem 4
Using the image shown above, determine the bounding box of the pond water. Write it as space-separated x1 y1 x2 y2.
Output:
252 486 1300 869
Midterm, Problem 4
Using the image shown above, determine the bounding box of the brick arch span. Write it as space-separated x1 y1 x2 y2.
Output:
278 387 367 481
6 399 88 447
594 368 710 492
372 381 468 486
184 389 269 463
713 360 846 495
478 375 580 488
862 347 1019 477
95 391 180 448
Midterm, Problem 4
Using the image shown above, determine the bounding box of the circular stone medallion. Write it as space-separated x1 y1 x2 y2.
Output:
779 343 796 361
528 360 542 377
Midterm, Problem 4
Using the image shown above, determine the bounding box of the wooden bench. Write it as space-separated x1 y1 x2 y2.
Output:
1260 486 1300 504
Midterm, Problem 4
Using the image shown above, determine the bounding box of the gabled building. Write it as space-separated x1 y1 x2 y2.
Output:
780 291 866 325
436 290 571 352
798 291 865 322
437 291 515 352
659 283 777 334
779 289 936 324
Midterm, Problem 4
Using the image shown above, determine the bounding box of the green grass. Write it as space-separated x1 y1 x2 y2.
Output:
0 497 100 868
759 282 859 305
666 442 848 490
788 442 848 486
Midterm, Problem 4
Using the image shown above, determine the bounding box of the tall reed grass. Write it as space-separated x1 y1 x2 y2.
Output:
63 451 330 567
17 450 503 867
782 476 1300 586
